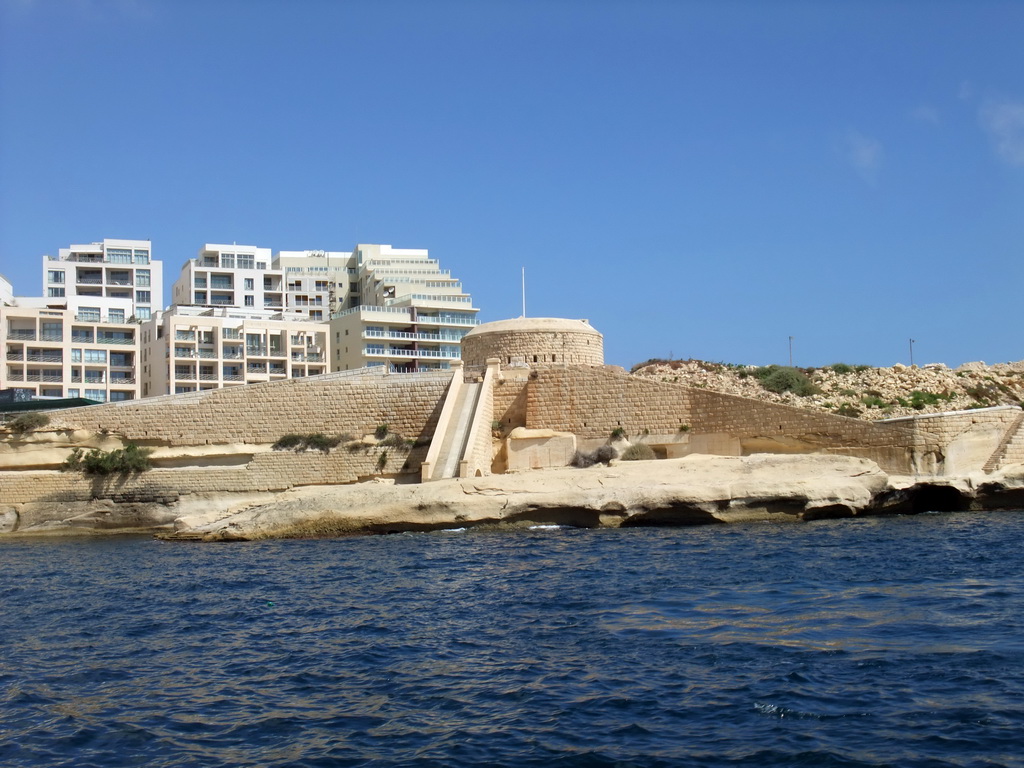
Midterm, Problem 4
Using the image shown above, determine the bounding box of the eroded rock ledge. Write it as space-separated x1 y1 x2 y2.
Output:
159 454 1023 541
4 455 1021 540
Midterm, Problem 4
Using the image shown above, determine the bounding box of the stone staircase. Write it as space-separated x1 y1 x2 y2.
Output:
982 412 1024 473
430 381 482 481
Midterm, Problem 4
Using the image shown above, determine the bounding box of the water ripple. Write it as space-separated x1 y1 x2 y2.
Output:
2 513 1024 767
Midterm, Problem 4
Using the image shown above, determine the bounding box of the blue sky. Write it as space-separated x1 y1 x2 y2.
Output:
2 0 1022 369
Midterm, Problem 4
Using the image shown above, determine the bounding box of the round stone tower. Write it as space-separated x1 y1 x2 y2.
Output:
461 317 604 368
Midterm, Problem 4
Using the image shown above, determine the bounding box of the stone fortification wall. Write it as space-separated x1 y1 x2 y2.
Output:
462 318 603 368
523 367 943 473
47 369 450 446
1 446 412 507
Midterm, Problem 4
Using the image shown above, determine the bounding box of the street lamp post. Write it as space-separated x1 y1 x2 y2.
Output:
789 336 794 367
909 338 916 367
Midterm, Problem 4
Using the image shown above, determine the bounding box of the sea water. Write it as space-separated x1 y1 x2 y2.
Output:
2 512 1023 767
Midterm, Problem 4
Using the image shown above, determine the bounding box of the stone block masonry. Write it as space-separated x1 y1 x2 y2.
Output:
522 367 1018 475
48 369 451 447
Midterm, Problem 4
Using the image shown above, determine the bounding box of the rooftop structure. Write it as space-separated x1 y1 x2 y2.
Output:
43 238 162 321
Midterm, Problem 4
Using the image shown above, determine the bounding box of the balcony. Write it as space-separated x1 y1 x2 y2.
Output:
6 330 36 341
364 347 459 359
222 374 244 381
199 373 219 381
25 354 63 363
39 332 64 342
222 350 244 360
77 276 103 285
175 331 196 341
96 335 135 346
25 373 65 383
6 352 24 361
110 376 136 385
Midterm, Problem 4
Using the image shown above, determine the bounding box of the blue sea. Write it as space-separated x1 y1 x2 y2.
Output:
2 511 1023 768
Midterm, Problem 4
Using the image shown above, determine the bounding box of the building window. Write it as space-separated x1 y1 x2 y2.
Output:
244 295 254 306
136 269 151 287
79 307 101 322
85 350 107 363
85 389 106 402
71 349 82 362
244 278 254 291
109 391 131 401
48 287 65 297
107 248 132 263
48 270 65 284
237 254 254 269
221 253 235 268
135 307 151 320
67 388 80 398
135 290 151 303
133 249 150 264
109 309 125 324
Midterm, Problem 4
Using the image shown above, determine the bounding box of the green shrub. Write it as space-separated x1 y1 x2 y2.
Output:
908 390 946 410
830 363 854 375
379 433 409 448
610 427 626 440
377 450 388 470
839 388 857 397
755 366 819 396
62 443 152 475
6 412 50 435
678 424 691 433
374 424 389 439
860 395 886 409
272 434 305 450
571 445 617 468
273 433 342 452
621 443 656 461
834 403 863 418
304 433 342 452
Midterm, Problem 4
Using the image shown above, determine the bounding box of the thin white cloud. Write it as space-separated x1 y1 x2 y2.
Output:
846 131 883 184
958 81 974 101
980 100 1024 166
910 105 940 124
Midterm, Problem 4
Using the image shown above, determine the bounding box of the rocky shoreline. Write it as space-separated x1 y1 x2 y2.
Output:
6 453 1017 541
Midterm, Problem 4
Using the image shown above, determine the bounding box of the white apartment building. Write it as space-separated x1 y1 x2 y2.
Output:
1 294 141 402
328 244 478 372
43 238 162 321
171 244 286 314
274 249 357 321
141 306 328 396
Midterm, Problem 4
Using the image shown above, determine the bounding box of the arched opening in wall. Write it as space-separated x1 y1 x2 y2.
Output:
534 355 538 363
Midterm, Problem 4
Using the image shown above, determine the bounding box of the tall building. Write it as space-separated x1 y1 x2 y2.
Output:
140 306 327 396
42 238 162 321
274 249 356 321
1 292 141 402
0 239 159 403
151 243 328 395
328 244 478 372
